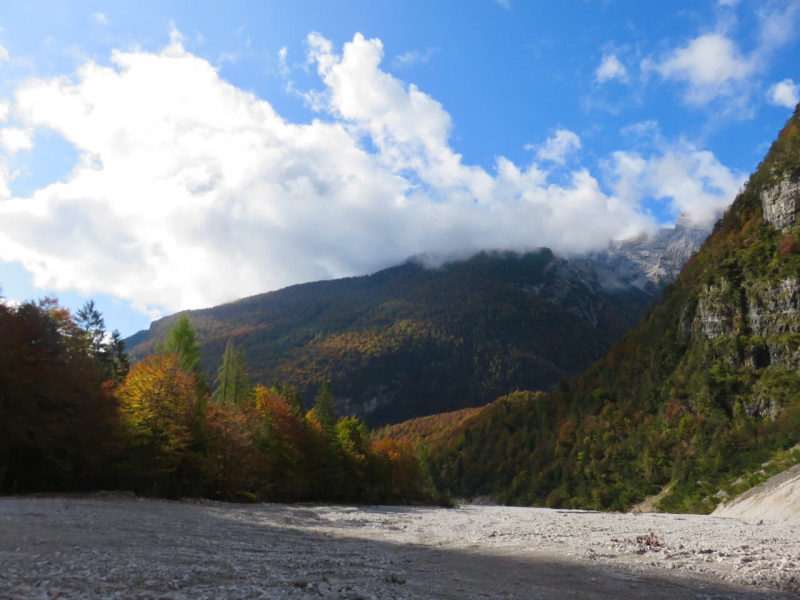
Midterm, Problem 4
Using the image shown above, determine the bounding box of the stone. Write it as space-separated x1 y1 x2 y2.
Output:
761 176 800 231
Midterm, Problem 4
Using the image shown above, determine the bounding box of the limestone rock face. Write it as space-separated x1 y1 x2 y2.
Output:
587 214 712 294
762 176 800 231
685 275 800 417
688 277 800 369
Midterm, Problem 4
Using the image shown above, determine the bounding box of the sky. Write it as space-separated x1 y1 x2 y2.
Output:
0 0 798 337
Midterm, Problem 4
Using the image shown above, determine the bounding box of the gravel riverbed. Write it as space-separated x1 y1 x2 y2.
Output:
1 495 798 599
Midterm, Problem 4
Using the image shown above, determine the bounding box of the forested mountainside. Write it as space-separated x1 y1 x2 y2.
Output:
392 104 800 513
127 249 658 427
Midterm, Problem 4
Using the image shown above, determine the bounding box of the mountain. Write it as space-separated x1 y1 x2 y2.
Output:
586 213 714 294
396 105 800 512
126 249 659 427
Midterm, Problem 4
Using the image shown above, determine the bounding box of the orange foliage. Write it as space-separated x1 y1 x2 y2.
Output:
116 354 197 476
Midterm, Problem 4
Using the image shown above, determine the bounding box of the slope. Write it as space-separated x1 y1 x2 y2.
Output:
126 249 652 427
407 104 800 512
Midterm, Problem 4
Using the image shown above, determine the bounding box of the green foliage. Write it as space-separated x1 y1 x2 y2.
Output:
213 339 252 405
312 381 337 435
164 315 203 373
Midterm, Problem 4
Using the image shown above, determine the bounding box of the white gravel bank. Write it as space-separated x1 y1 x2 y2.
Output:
1 495 798 599
714 464 800 522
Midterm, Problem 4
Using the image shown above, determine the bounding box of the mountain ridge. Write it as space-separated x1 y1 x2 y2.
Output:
394 103 800 512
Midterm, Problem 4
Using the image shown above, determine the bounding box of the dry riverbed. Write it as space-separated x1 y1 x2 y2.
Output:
1 495 799 599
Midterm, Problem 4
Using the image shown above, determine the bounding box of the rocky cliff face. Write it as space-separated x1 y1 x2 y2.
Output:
586 214 713 294
762 175 800 231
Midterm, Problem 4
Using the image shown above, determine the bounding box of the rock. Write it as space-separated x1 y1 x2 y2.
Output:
761 176 800 231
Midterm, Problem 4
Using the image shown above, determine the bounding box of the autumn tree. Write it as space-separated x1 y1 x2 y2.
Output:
204 400 259 500
0 299 118 493
116 353 198 495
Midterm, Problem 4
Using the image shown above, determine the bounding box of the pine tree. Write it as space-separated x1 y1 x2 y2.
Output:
76 300 106 356
106 330 130 383
213 339 252 405
164 315 202 372
311 381 337 435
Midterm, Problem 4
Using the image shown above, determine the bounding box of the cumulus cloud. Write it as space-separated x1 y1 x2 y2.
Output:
648 2 800 108
0 127 33 155
0 33 740 316
768 78 800 108
595 54 628 84
608 139 745 225
528 130 582 164
92 12 109 25
0 45 9 63
648 34 755 105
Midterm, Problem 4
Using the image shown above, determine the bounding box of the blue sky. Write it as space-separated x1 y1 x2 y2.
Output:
0 0 798 336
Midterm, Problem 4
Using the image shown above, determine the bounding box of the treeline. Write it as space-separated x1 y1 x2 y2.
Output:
0 297 429 503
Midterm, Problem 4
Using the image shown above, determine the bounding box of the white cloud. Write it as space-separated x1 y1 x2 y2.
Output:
768 78 800 108
393 49 433 68
529 129 582 164
0 33 739 316
0 127 33 155
608 139 745 225
92 12 109 25
650 34 755 105
595 54 628 83
0 101 9 122
648 2 800 108
493 0 510 8
0 45 9 63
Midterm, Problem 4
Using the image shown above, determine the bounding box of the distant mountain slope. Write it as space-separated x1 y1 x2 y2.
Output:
410 104 800 512
127 249 656 426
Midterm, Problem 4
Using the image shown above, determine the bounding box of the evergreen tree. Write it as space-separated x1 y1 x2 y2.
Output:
77 300 106 356
164 315 202 372
106 330 130 383
312 381 337 435
213 339 252 405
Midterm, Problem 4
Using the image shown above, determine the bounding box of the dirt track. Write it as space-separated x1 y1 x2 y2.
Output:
1 495 798 599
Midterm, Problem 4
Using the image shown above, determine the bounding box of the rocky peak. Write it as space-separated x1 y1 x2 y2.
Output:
584 213 713 295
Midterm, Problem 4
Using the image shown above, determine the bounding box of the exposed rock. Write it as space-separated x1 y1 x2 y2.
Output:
586 213 712 294
691 282 736 341
688 277 800 373
714 462 800 521
761 175 800 231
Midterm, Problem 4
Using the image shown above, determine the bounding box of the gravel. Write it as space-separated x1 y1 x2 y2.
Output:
1 494 798 599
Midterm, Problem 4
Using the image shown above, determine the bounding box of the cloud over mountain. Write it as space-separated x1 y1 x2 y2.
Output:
0 33 742 316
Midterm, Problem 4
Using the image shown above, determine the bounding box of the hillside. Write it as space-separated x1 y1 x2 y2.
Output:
126 250 655 426
404 104 800 512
